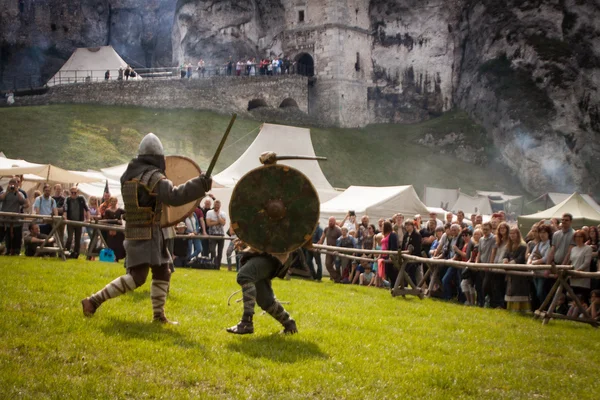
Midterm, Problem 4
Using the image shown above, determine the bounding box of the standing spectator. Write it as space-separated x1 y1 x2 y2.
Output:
339 211 358 232
227 57 234 76
0 178 26 255
200 198 213 257
356 215 370 249
53 184 66 217
503 227 529 311
101 196 126 262
33 184 57 235
197 59 205 77
429 211 443 228
486 222 510 308
226 226 238 271
587 226 599 291
567 230 593 300
528 224 553 308
336 227 357 283
118 67 124 81
476 222 495 307
64 187 89 258
318 217 343 283
180 63 186 79
429 226 444 257
401 220 422 284
461 228 481 305
23 223 54 257
206 200 227 269
124 65 131 81
105 70 110 81
549 213 575 266
440 224 464 300
380 221 399 289
184 211 203 262
187 62 193 79
305 222 324 281
445 212 454 225
15 176 29 213
236 60 243 76
420 219 437 257
99 191 111 218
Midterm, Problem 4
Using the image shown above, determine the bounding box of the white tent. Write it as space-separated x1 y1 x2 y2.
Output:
0 155 102 184
450 192 493 215
518 193 600 233
47 46 141 86
423 186 459 209
320 185 429 222
214 123 340 202
547 192 600 213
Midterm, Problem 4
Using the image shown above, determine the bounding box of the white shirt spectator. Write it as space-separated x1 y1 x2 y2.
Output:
206 209 227 236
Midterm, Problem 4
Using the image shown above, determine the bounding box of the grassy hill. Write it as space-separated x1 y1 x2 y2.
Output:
0 258 598 399
0 104 525 197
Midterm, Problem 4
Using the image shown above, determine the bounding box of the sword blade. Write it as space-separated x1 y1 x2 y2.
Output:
205 113 237 177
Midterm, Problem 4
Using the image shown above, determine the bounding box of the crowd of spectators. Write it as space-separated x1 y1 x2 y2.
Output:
2 177 599 320
302 210 600 321
178 55 297 79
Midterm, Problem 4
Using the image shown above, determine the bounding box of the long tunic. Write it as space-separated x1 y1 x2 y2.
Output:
504 244 529 302
124 177 207 268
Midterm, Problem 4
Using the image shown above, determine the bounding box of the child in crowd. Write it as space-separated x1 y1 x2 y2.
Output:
359 262 375 287
567 294 589 319
587 289 600 320
553 293 569 315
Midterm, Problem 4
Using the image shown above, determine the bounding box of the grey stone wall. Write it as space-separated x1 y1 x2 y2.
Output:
10 76 309 118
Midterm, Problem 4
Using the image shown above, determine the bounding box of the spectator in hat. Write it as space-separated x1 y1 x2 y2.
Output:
172 222 190 267
428 211 443 228
0 178 27 255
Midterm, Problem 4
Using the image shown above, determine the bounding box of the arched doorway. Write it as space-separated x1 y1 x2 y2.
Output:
295 53 314 77
279 98 299 108
247 99 268 111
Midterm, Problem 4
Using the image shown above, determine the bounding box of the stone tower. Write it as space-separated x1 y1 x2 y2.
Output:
280 0 372 127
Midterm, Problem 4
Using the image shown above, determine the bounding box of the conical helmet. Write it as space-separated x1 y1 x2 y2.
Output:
138 133 164 156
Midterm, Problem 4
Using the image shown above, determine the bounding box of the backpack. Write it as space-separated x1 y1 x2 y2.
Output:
99 248 116 262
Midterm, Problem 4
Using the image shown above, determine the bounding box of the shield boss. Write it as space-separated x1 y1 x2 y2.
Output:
229 164 320 254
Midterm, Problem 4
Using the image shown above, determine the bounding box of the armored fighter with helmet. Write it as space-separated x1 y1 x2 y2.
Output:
81 133 212 324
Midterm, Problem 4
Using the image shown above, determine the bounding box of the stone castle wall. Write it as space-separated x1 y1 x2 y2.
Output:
9 76 309 118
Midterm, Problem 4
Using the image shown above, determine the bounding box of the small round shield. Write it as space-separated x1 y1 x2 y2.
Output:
229 164 320 254
160 155 202 228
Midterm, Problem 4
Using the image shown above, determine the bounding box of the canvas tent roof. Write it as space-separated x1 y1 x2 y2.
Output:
320 185 429 222
47 46 141 86
423 186 458 209
476 191 522 204
518 192 600 233
450 192 493 215
546 192 600 212
214 123 339 202
0 156 101 184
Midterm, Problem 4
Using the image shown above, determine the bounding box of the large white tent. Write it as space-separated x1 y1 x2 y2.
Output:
47 46 141 86
214 123 340 202
0 156 102 184
518 193 600 233
423 186 459 209
450 192 493 215
320 185 429 222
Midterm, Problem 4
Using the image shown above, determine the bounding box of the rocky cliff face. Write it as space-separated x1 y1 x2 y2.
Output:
454 0 600 195
0 0 177 84
172 0 285 64
1 0 599 196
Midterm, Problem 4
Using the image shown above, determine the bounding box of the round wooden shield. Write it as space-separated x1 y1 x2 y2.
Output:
229 164 320 254
160 155 202 228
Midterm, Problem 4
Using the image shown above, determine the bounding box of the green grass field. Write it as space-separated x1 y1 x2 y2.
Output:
0 257 598 399
0 105 524 196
